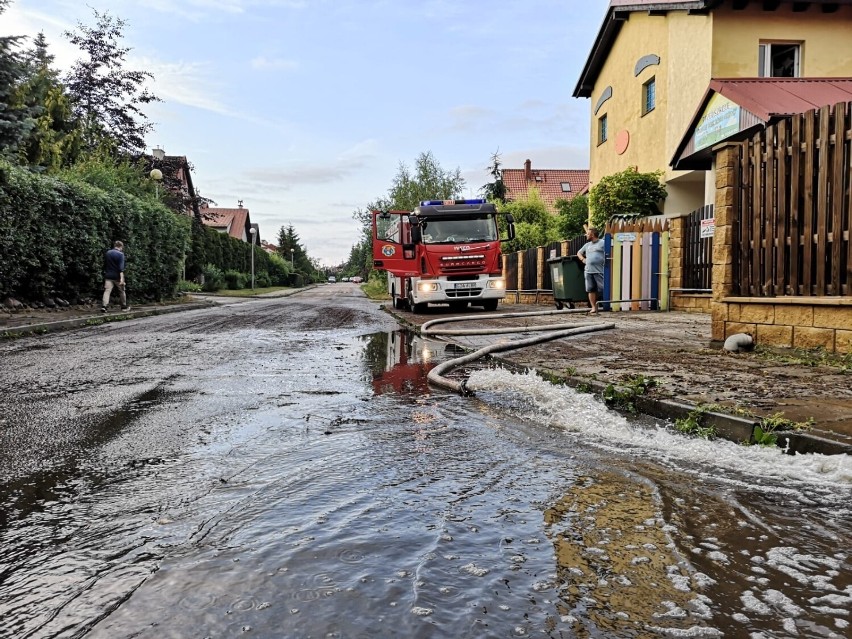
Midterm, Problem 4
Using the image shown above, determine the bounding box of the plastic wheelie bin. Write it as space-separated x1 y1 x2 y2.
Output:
547 255 586 310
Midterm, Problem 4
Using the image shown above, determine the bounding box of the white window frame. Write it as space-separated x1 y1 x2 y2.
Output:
642 76 656 115
758 42 801 78
598 114 608 146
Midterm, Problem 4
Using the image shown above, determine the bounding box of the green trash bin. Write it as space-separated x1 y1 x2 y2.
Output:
547 255 586 309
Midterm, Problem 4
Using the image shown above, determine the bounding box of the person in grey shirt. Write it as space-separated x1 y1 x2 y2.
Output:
577 227 605 314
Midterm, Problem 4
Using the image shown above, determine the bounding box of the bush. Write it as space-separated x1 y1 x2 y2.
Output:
588 167 667 230
202 264 224 291
224 269 247 290
177 280 203 293
255 272 271 288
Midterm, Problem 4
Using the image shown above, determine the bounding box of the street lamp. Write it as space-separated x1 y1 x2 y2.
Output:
249 227 257 290
290 248 294 268
150 146 165 199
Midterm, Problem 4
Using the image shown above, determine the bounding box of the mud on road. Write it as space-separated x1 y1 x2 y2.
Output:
397 302 852 446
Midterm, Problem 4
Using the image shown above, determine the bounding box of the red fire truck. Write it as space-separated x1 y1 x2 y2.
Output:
372 199 515 312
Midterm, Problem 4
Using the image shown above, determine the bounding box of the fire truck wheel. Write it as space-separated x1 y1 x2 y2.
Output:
482 299 499 312
408 292 426 313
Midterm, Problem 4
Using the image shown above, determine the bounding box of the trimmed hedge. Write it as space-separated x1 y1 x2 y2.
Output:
0 160 190 303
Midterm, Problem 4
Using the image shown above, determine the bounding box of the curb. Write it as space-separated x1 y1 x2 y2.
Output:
384 306 849 457
1 301 215 338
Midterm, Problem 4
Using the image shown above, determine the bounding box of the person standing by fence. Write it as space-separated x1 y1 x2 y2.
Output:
577 227 605 314
102 240 130 313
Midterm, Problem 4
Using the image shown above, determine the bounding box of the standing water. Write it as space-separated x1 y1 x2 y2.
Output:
0 323 849 639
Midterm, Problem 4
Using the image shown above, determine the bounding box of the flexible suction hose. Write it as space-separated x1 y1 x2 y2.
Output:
421 308 615 395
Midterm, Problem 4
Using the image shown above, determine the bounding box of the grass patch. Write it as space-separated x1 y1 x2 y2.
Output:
602 374 658 414
204 286 293 297
362 278 391 301
755 345 852 373
674 405 717 440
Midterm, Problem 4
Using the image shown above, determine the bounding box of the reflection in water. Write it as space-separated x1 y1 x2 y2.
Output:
363 330 451 396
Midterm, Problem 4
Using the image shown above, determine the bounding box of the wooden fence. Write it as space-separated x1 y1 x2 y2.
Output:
683 204 713 290
734 101 852 297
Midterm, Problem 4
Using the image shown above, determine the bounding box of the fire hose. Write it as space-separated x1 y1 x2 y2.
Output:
420 308 615 395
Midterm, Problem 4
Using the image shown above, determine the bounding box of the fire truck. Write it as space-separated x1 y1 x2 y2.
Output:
372 199 515 312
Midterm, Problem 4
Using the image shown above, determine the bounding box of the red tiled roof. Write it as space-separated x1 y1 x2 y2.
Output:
202 207 250 241
503 162 589 212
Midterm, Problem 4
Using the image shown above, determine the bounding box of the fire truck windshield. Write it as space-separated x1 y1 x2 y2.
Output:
421 217 497 244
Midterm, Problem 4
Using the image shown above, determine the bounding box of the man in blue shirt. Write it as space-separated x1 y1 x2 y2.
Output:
102 240 130 312
577 227 605 314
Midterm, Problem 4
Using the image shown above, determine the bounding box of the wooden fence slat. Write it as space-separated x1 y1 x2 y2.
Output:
790 114 802 295
847 103 852 296
660 229 670 309
831 102 846 295
816 104 831 295
752 134 763 296
802 109 815 294
765 123 777 296
776 118 789 294
612 232 622 312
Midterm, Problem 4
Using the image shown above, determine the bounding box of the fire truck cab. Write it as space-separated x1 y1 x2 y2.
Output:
372 199 514 313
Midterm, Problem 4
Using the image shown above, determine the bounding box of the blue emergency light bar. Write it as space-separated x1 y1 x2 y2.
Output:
419 198 486 206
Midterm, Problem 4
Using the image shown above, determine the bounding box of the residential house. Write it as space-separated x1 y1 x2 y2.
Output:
502 159 589 213
142 151 201 218
573 0 852 217
201 201 260 244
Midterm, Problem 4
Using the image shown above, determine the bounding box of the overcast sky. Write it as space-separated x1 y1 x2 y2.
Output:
3 0 610 265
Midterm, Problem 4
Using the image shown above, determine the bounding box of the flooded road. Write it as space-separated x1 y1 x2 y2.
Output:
0 287 850 638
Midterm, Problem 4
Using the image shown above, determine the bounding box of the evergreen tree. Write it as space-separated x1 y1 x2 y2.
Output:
14 32 80 170
0 0 35 160
480 150 506 203
63 10 160 155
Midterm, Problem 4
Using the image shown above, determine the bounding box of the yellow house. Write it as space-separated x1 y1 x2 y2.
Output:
573 0 852 218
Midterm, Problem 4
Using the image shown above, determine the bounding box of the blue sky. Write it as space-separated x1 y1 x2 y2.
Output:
4 0 611 265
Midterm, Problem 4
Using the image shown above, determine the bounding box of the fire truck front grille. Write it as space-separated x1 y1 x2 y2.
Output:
440 255 486 273
446 288 483 298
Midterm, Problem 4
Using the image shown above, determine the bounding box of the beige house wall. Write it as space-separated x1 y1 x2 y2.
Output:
711 5 852 78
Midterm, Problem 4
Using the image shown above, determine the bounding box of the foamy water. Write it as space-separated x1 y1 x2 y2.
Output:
467 367 852 488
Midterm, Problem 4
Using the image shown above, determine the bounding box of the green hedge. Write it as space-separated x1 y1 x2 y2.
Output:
0 160 190 303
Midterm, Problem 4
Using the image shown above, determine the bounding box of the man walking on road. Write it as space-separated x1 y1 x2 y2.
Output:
577 227 605 314
102 240 130 313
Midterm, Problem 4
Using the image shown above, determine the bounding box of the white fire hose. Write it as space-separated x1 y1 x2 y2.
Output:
420 308 615 395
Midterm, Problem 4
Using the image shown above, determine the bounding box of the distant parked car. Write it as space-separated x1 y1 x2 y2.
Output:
327 276 337 283
341 277 350 282
351 276 363 283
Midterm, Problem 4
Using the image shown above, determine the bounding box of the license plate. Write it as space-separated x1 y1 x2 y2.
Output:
455 282 477 289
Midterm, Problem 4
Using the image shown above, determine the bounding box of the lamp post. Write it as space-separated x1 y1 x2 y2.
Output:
249 227 257 290
290 248 294 269
150 146 165 199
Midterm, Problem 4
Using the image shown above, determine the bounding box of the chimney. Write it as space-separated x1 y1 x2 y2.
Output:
524 159 532 181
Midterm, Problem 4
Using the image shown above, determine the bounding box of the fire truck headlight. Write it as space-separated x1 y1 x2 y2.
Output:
487 279 505 289
418 282 440 293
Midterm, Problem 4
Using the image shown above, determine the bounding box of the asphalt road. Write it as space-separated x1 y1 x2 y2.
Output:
0 285 849 639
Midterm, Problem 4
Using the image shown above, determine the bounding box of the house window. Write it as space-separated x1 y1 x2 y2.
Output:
758 42 800 77
560 182 572 193
642 77 656 115
598 114 608 145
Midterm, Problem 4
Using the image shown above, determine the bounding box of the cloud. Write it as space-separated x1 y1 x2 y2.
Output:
241 142 378 186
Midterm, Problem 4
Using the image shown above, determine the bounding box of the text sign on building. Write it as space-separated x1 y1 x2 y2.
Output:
700 217 716 239
695 94 740 151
